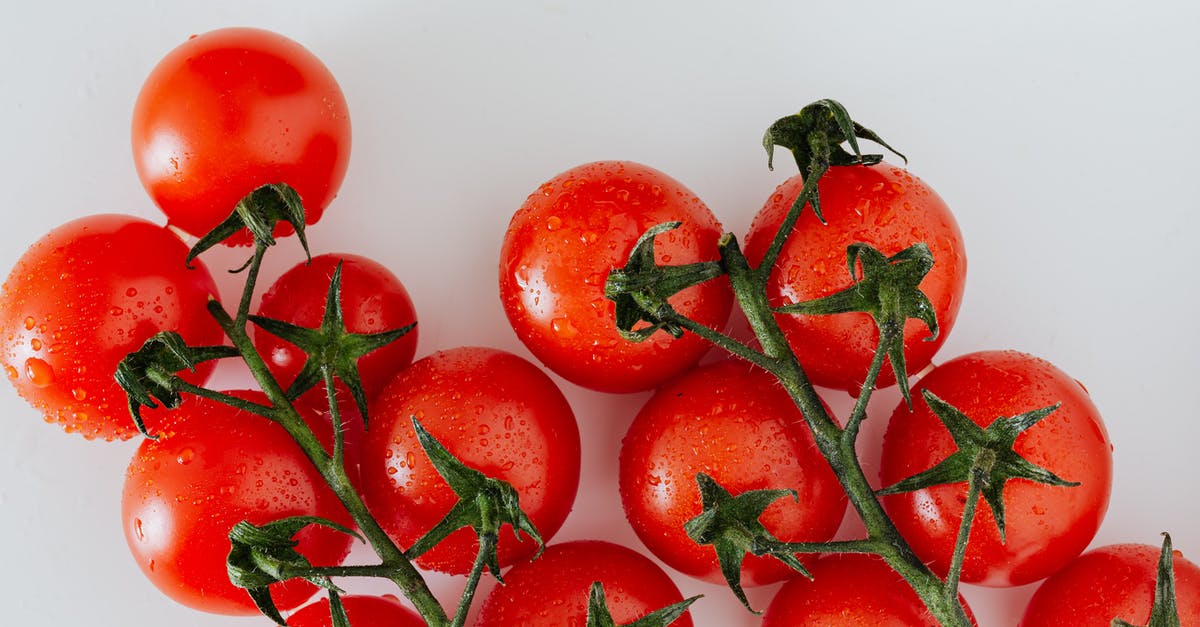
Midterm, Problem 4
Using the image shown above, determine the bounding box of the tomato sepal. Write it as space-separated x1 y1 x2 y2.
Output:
403 418 545 582
115 331 239 437
249 262 416 427
188 183 312 265
879 390 1078 541
683 473 810 614
585 581 701 627
226 515 363 625
1112 533 1185 627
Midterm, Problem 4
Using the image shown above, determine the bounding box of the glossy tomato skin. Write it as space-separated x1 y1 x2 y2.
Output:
132 27 350 241
121 392 354 615
619 359 846 586
0 214 223 441
476 540 693 627
1020 542 1200 626
761 553 977 626
500 161 732 392
743 164 966 394
288 595 424 627
253 253 418 402
879 350 1113 587
360 347 580 574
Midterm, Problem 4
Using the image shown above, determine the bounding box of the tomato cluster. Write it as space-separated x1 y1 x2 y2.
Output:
1 26 1195 627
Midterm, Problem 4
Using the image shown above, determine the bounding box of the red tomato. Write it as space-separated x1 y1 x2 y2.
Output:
122 392 354 615
359 347 580 574
288 595 424 627
762 553 977 626
500 161 732 392
132 27 350 241
475 540 694 627
879 350 1112 586
253 253 418 402
742 164 966 394
619 359 846 586
1020 542 1200 625
0 214 223 441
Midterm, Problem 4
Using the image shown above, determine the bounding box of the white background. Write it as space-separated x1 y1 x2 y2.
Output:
2 2 1198 626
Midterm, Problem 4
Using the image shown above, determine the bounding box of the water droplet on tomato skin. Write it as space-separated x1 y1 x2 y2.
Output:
133 518 145 541
22 317 34 330
176 448 194 465
24 357 54 387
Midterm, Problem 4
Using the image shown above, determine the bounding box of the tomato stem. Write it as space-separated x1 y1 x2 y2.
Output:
451 534 496 627
945 467 985 603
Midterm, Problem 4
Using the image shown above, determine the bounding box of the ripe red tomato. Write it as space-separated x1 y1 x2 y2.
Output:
1019 542 1200 625
879 350 1112 587
742 164 966 394
122 392 354 615
359 347 580 574
253 253 418 402
287 595 424 627
619 359 846 586
132 27 351 241
475 540 694 626
500 161 732 392
0 214 223 441
761 553 977 626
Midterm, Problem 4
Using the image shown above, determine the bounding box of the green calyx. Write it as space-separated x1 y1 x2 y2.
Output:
1112 533 1183 627
225 515 362 625
249 261 416 428
774 242 938 406
605 221 725 342
404 418 543 581
188 183 312 266
683 473 809 614
879 390 1077 540
762 99 906 223
585 581 701 627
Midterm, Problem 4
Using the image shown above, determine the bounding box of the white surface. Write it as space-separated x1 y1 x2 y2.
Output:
2 2 1198 626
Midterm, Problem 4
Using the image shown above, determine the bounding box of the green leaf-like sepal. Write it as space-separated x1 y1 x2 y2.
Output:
682 473 809 614
1112 533 1183 627
188 183 312 265
763 99 906 222
585 581 701 627
249 262 416 427
404 418 543 582
605 222 725 342
226 516 363 625
115 331 240 438
879 390 1078 541
775 242 937 405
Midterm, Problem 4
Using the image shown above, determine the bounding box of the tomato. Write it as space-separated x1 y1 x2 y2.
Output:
1020 542 1200 626
475 540 694 626
132 27 351 241
121 391 354 615
253 253 418 402
359 347 580 574
742 164 966 395
879 350 1112 587
0 214 223 441
500 161 732 392
287 595 424 627
761 553 977 626
619 359 846 586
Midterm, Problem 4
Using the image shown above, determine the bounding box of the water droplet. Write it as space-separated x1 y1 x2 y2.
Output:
126 287 138 297
551 317 578 338
134 518 145 541
546 216 562 230
109 306 123 317
24 358 54 387
148 559 156 572
29 338 42 351
22 317 34 330
4 366 17 379
405 451 416 468
71 387 87 401
176 448 194 465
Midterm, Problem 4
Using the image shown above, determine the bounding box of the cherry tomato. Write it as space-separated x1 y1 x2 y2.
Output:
1020 542 1200 626
287 595 424 627
253 253 418 402
132 27 351 241
359 347 580 574
122 391 354 615
0 214 223 441
475 540 694 627
879 350 1112 586
619 359 846 586
742 164 966 394
761 553 977 626
500 161 732 392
